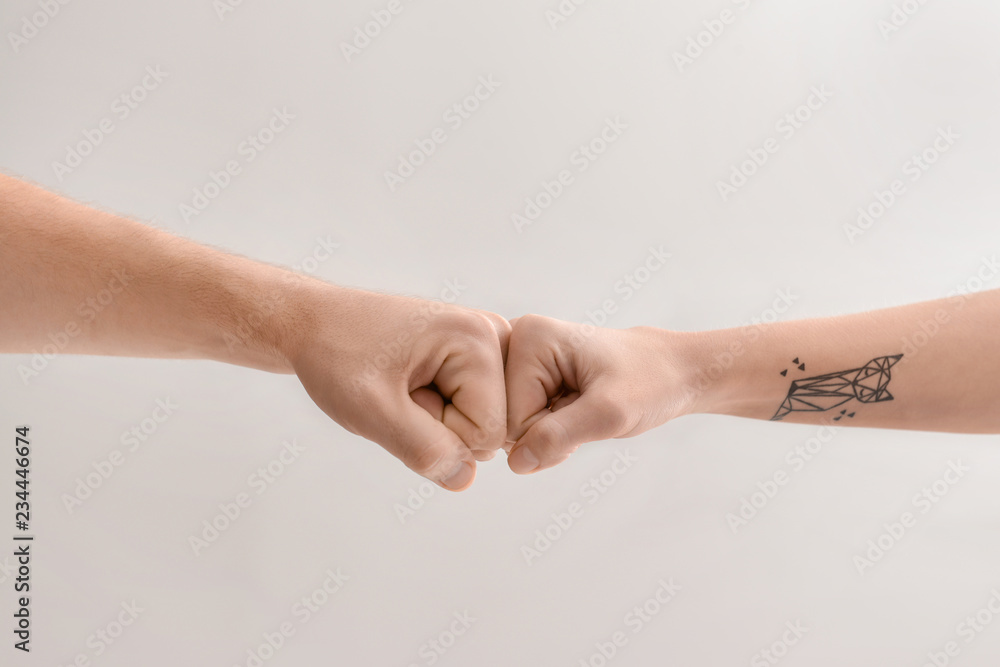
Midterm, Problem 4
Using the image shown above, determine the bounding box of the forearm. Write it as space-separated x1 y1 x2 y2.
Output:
675 290 1000 433
0 174 309 373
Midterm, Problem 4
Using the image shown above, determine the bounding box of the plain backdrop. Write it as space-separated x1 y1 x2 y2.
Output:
2 0 1000 665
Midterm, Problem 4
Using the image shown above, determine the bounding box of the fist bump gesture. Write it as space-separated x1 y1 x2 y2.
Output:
315 293 697 491
335 288 1000 489
3 174 693 494
6 175 996 496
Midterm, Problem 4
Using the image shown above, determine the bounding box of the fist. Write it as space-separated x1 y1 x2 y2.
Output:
503 315 691 474
289 285 510 491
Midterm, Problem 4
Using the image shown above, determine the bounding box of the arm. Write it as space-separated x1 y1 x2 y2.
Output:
504 292 1000 474
0 174 510 490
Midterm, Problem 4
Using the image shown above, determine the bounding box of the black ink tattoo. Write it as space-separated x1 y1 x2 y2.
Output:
833 409 855 422
779 357 806 376
770 354 903 421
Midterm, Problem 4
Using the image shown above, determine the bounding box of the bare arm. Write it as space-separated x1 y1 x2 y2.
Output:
681 292 1000 433
504 292 1000 474
0 174 510 490
0 173 299 371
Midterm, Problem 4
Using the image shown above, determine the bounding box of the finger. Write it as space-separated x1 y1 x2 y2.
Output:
433 329 508 455
414 385 497 462
443 403 497 461
477 310 512 366
504 315 564 442
507 389 625 475
550 391 581 412
411 386 444 419
369 392 478 491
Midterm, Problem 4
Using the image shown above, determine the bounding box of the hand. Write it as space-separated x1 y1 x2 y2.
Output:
503 315 694 474
287 284 510 491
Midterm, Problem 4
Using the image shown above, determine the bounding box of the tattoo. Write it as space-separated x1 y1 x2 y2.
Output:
770 354 903 421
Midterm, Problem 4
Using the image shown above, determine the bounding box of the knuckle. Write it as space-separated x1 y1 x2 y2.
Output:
479 309 512 338
441 310 496 344
531 417 569 454
495 314 513 338
401 441 447 476
453 315 505 363
508 314 543 351
512 313 548 334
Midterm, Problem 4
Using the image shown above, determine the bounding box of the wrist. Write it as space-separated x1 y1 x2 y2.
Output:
259 270 342 375
210 261 326 374
663 327 764 417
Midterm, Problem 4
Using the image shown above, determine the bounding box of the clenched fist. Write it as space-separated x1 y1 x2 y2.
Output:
287 284 511 491
503 315 695 475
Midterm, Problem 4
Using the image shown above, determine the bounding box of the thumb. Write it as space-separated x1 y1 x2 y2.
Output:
507 389 625 475
373 392 478 491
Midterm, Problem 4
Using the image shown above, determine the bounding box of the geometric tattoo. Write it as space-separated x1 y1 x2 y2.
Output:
770 354 903 421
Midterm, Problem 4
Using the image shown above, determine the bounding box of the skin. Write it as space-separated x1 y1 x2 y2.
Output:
3 173 999 485
504 293 1000 473
0 174 509 491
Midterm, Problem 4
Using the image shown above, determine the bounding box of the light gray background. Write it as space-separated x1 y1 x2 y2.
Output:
2 0 1000 665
